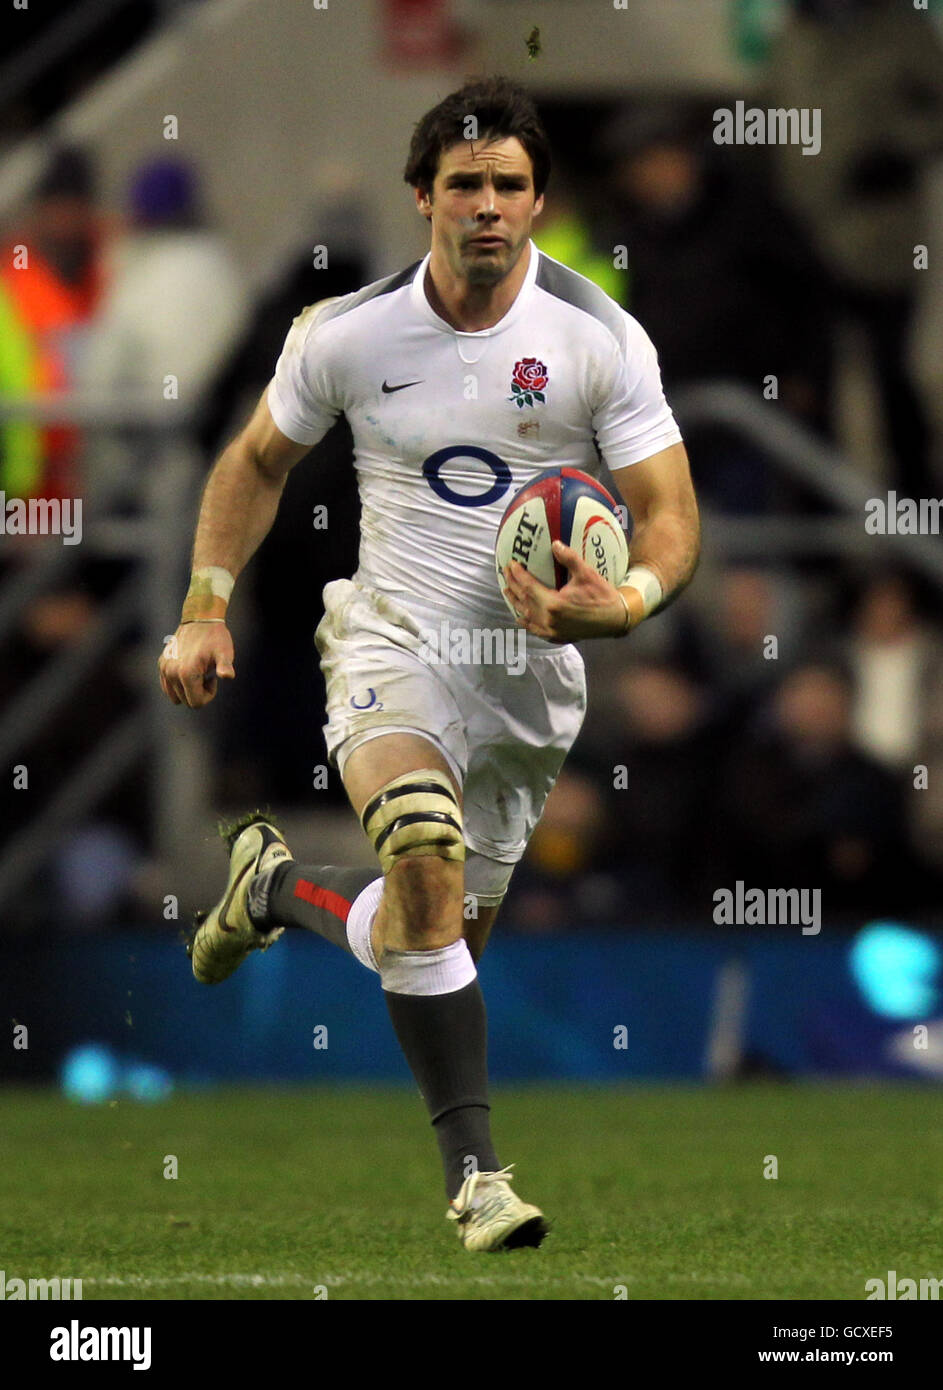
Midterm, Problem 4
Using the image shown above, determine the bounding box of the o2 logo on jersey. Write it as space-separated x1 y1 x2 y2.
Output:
350 689 383 711
422 446 512 508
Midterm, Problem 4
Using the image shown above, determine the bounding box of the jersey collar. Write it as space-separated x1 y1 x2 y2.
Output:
410 238 539 336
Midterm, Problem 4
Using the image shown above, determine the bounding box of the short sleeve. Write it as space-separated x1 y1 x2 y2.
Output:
266 301 340 446
592 313 683 471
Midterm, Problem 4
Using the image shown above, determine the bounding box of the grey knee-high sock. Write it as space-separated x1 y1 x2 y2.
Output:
247 862 377 953
252 865 498 1197
384 979 501 1199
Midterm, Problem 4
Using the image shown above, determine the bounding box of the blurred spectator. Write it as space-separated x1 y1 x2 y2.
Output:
80 157 248 411
0 145 108 502
601 102 830 511
768 0 943 497
714 663 918 919
0 278 43 503
687 565 808 731
504 767 626 930
845 571 943 771
533 169 628 304
558 660 722 923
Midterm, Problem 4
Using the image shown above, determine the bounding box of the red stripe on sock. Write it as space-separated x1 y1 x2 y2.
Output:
293 878 353 923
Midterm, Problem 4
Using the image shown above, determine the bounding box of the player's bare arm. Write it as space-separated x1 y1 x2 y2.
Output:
503 440 699 642
158 387 310 709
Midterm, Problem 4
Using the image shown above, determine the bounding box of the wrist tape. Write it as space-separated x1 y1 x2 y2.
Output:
624 565 663 618
190 566 235 603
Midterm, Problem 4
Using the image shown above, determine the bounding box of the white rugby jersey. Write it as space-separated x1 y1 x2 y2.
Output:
267 240 682 633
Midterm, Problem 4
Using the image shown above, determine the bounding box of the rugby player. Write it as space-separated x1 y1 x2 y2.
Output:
158 77 700 1251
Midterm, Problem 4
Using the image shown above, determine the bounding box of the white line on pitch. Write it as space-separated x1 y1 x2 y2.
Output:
85 1270 750 1289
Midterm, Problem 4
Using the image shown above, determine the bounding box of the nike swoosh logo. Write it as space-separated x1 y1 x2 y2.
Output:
219 862 252 933
220 826 281 933
381 379 423 393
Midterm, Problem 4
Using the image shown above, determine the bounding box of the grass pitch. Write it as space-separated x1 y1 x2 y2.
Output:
1 1083 941 1301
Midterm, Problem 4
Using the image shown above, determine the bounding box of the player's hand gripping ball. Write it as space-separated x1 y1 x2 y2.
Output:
494 467 629 618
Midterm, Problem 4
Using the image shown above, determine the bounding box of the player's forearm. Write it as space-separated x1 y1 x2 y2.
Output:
181 438 287 621
619 504 700 624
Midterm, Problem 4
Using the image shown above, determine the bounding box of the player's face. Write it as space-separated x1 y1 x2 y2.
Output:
418 136 543 286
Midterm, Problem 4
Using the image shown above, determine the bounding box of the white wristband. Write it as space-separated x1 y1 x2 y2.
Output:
623 565 663 618
191 566 235 602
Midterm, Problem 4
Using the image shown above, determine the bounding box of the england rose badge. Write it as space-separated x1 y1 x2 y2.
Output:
508 358 548 408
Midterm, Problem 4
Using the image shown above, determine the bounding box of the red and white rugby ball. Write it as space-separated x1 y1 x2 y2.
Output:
495 467 629 615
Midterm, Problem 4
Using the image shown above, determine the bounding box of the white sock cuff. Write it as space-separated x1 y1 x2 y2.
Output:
380 938 477 997
345 876 384 973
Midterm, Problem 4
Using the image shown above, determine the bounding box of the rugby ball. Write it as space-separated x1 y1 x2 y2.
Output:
495 467 629 614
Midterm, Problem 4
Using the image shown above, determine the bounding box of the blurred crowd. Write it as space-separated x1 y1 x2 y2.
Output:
2 0 943 932
509 566 943 930
508 0 943 929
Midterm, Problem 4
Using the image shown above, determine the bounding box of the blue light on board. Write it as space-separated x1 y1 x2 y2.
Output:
60 1044 174 1103
60 1043 120 1103
124 1062 173 1102
849 922 941 1019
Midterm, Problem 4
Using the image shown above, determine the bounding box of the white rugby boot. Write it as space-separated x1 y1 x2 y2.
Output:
447 1165 549 1251
187 812 293 984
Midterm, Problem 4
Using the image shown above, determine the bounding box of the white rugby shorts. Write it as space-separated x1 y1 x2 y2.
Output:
315 578 587 904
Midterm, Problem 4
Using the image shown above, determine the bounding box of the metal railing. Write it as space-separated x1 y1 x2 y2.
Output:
0 391 204 915
0 0 147 118
672 381 943 586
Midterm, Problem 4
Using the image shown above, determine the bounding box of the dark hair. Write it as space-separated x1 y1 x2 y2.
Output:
404 76 551 198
